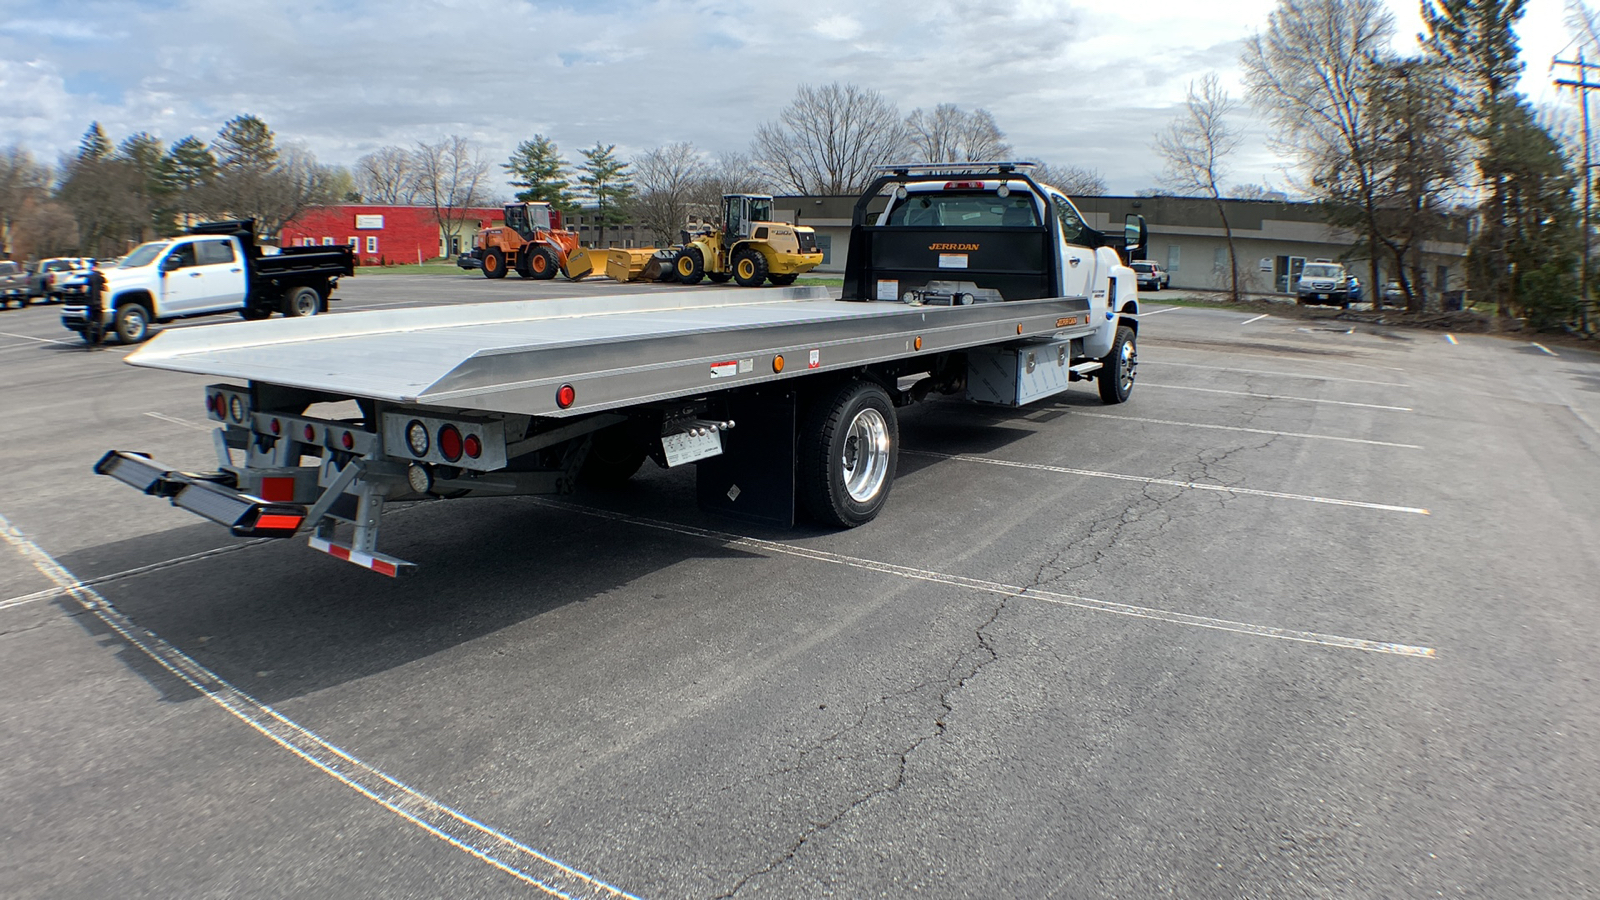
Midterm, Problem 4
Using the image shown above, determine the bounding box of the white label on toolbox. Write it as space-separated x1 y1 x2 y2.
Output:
938 253 969 269
662 430 723 467
710 360 738 378
877 279 899 301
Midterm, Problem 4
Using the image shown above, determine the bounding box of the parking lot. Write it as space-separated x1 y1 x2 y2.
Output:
3 274 1599 898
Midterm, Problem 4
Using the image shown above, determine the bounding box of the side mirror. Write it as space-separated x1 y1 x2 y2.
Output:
161 255 181 273
1124 214 1148 262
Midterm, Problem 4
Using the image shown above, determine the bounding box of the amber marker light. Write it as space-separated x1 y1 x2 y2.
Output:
914 337 923 351
773 355 785 373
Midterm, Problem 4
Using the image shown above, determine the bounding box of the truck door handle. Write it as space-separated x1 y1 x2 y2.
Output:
230 268 242 273
190 272 203 277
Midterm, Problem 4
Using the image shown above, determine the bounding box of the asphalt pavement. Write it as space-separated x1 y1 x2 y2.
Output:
1 275 1598 898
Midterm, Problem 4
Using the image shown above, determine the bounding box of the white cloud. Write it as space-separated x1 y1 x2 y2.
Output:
0 0 1578 194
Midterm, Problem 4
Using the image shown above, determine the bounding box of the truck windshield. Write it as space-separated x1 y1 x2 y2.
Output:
1302 264 1343 279
120 242 171 268
885 191 1039 227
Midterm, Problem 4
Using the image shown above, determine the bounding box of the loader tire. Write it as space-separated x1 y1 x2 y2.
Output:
733 248 768 287
675 248 705 285
769 273 798 286
529 246 559 279
482 249 508 279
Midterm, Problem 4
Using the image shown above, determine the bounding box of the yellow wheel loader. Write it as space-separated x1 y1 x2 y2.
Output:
674 194 824 287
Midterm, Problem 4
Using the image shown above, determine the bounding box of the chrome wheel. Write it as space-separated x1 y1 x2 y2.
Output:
1117 335 1137 393
841 407 891 503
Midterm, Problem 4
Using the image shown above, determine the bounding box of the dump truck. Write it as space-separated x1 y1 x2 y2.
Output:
95 163 1146 575
466 201 581 279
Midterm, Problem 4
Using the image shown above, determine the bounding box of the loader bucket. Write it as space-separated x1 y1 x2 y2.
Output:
562 247 599 280
604 248 657 282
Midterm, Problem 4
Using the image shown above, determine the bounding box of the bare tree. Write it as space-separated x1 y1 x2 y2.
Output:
354 147 420 205
905 104 1012 162
1031 162 1107 197
1229 183 1285 200
1157 73 1245 301
631 142 708 244
0 145 51 259
753 83 908 195
415 136 490 261
691 150 771 221
1243 0 1395 301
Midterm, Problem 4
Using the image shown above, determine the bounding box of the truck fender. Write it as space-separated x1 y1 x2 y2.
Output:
1082 268 1138 358
110 289 156 322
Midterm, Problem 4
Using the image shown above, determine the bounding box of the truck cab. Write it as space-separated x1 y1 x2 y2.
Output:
846 163 1145 367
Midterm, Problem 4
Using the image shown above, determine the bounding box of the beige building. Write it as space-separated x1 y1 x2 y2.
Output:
776 194 1469 298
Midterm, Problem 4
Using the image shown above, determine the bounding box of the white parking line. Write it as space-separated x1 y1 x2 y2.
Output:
1140 382 1413 411
1070 411 1423 449
0 511 641 900
145 411 212 431
907 451 1430 514
0 330 72 345
1240 313 1270 325
537 502 1435 658
0 540 274 611
1141 360 1408 388
1136 306 1181 316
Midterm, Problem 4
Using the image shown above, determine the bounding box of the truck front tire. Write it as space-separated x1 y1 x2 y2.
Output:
799 380 898 528
1097 324 1136 404
115 303 151 344
282 286 322 318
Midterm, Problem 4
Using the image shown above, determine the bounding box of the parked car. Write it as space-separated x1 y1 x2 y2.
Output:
1296 260 1352 307
0 260 30 308
33 257 92 303
1131 260 1169 291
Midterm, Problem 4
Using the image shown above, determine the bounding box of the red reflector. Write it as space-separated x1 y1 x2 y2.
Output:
303 424 316 441
252 513 303 531
556 384 576 408
944 181 984 189
341 431 354 450
270 418 281 435
438 424 463 462
260 476 296 502
464 434 482 459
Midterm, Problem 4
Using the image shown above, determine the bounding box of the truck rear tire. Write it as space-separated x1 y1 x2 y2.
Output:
483 249 508 279
676 248 705 285
799 380 898 528
733 248 768 287
579 425 648 487
1097 324 1136 405
115 303 151 344
282 286 322 317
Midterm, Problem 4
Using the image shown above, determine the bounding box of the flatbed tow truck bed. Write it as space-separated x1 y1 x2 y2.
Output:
127 287 1095 416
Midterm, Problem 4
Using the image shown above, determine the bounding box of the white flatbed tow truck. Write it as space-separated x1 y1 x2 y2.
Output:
96 164 1148 575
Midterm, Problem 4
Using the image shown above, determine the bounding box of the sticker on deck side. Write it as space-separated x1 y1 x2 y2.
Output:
808 349 821 369
876 279 899 301
938 253 969 269
710 360 738 378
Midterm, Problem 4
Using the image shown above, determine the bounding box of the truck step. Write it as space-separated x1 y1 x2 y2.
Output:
1069 361 1103 374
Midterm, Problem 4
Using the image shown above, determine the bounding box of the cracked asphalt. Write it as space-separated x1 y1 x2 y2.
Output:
2 277 1599 898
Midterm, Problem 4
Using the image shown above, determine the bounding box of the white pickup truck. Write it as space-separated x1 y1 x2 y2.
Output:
62 219 355 344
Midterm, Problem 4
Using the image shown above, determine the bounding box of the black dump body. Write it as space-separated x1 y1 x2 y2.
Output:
841 165 1124 303
189 219 355 299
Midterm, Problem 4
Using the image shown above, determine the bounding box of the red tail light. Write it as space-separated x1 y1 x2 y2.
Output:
438 424 463 462
464 434 482 459
556 384 576 408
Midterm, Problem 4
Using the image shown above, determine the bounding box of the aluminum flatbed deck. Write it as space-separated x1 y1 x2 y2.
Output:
128 286 1096 416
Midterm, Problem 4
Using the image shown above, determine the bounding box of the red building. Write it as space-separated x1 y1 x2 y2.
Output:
280 205 505 266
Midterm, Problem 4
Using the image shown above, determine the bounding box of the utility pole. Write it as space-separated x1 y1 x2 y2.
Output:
1555 54 1600 334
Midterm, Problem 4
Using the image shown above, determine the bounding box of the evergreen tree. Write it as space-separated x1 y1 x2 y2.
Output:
1422 0 1529 316
159 136 216 227
1478 100 1580 328
77 122 112 162
214 114 279 173
116 132 167 239
576 142 635 247
504 135 574 207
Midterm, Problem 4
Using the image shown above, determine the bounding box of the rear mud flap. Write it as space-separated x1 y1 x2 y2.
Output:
695 390 797 528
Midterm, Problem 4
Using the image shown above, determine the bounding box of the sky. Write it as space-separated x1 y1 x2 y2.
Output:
0 0 1585 197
